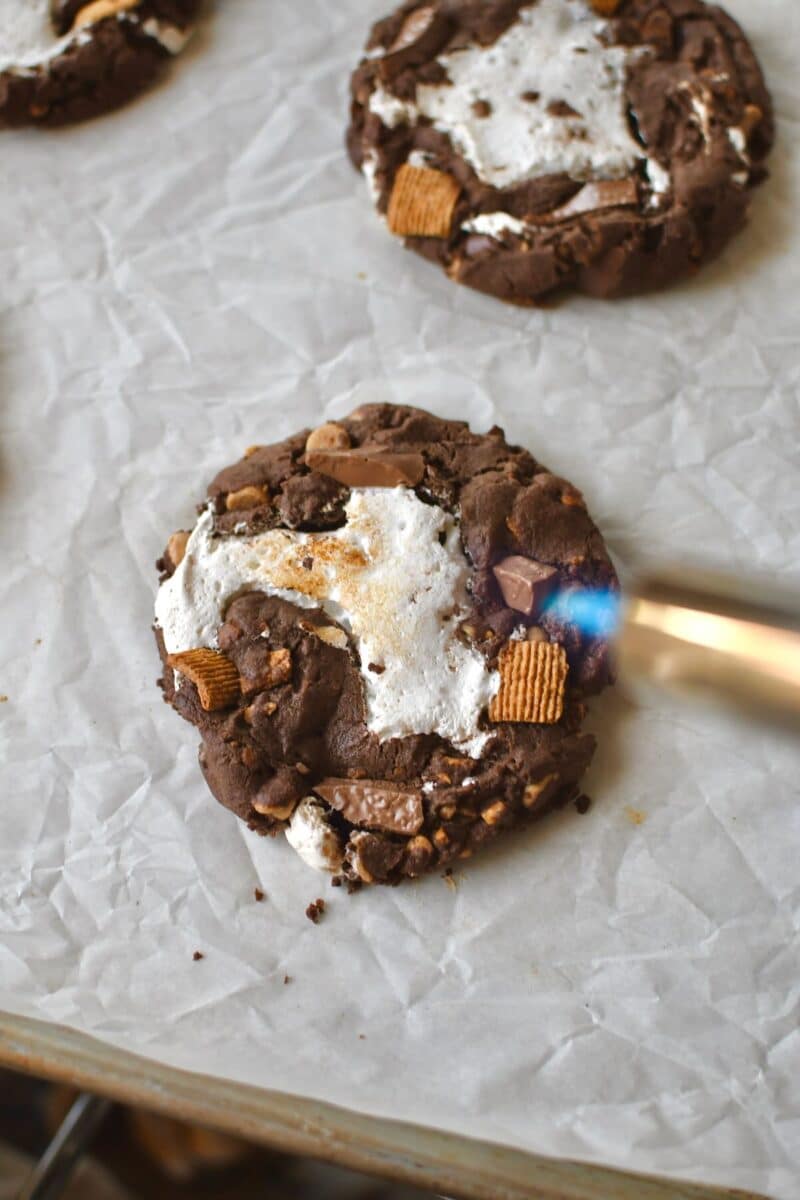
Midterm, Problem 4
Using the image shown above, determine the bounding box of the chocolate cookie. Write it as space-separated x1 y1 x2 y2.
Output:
154 405 618 889
0 0 199 128
347 0 774 304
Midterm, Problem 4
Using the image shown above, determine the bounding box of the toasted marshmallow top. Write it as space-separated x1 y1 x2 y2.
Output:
155 488 499 757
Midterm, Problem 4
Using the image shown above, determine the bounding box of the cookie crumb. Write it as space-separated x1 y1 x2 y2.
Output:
305 898 326 924
358 1034 366 1040
254 888 265 902
442 868 457 892
192 951 204 961
0 695 7 703
625 806 646 826
283 974 291 985
575 794 591 815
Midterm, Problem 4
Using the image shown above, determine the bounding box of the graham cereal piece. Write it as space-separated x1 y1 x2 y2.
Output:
166 530 190 569
305 422 351 453
167 648 240 711
523 772 558 808
239 648 292 697
489 640 568 724
73 0 140 27
225 484 269 511
741 103 763 137
589 0 622 15
387 164 460 239
314 625 349 649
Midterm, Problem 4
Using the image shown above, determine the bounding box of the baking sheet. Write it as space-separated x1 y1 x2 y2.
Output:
0 0 798 1196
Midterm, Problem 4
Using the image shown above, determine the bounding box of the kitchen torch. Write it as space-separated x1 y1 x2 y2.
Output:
548 566 800 732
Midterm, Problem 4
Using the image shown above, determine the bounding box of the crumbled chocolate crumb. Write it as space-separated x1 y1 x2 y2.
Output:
254 888 265 902
192 951 204 961
575 794 591 815
283 974 291 985
547 98 581 118
305 898 326 923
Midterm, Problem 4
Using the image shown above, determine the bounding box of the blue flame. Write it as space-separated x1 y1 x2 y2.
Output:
543 589 621 638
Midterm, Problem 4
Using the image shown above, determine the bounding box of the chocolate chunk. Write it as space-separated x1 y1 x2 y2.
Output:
377 6 453 82
547 99 581 118
305 448 425 488
540 179 639 223
314 778 424 835
492 555 558 617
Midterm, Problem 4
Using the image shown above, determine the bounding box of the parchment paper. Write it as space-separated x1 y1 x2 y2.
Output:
0 1 798 1196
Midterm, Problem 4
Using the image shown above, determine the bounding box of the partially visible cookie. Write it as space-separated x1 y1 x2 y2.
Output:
347 0 774 304
154 404 618 889
0 0 199 128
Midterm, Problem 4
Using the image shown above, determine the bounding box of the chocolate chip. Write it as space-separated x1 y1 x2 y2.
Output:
540 179 639 223
472 98 492 117
547 99 581 118
305 448 425 488
520 90 540 102
492 555 558 617
314 778 424 835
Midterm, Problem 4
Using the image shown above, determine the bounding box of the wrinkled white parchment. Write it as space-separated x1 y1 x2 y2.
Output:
0 1 798 1197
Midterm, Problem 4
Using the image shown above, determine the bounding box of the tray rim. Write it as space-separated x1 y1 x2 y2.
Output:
0 1009 771 1200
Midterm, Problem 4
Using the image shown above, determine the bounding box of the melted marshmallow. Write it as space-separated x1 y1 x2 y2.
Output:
368 0 657 191
462 212 532 239
155 488 499 757
0 0 85 71
285 799 344 872
0 0 188 73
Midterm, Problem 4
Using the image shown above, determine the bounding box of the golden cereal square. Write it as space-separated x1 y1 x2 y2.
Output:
489 640 568 724
387 164 460 239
